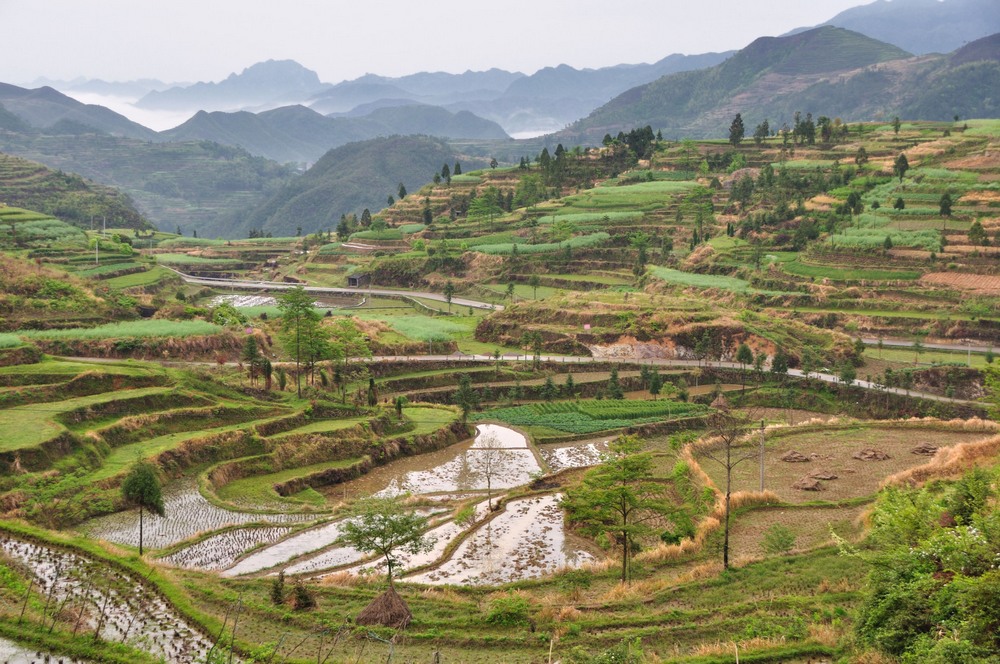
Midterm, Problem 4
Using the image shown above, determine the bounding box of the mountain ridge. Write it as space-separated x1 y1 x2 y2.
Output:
561 26 999 142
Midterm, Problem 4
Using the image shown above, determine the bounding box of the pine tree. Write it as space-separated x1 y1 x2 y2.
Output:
729 113 745 147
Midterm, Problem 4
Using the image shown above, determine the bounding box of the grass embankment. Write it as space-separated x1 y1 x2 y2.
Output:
0 385 171 452
20 319 223 340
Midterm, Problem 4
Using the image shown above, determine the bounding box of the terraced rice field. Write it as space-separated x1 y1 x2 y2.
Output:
80 477 313 550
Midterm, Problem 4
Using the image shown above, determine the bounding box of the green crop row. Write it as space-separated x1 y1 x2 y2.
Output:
154 254 240 265
0 333 24 348
472 232 609 255
537 211 643 225
480 399 707 434
825 228 941 251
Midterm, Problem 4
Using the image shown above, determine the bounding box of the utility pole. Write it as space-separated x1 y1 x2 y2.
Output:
758 419 766 492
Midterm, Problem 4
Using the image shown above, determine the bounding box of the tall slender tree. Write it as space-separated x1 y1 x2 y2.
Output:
278 286 320 398
121 460 164 556
563 434 672 584
695 396 758 569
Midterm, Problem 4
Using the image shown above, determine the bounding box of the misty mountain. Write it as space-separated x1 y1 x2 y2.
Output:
241 135 484 238
29 77 179 98
308 54 733 136
308 69 524 114
802 0 1000 56
447 51 734 135
0 83 157 139
161 103 508 164
562 27 918 141
137 59 330 112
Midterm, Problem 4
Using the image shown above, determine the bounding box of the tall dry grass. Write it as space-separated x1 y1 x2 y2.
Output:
690 636 787 658
318 570 369 587
884 434 1000 487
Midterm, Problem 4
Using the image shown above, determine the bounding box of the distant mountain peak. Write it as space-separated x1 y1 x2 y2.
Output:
795 0 1000 55
136 59 330 112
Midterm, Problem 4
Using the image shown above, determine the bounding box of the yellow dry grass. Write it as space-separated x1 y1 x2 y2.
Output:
674 561 725 584
690 636 787 658
318 571 368 587
884 434 1000 487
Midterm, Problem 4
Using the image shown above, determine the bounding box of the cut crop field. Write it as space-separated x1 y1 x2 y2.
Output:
920 272 1000 293
698 424 992 504
727 504 867 561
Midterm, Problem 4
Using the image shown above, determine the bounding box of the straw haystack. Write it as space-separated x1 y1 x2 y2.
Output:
356 587 412 629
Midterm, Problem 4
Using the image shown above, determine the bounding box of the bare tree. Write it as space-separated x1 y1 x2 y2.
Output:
474 430 513 511
694 395 759 569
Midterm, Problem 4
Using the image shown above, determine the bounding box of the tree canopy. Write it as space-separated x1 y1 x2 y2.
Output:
562 434 673 584
338 496 432 587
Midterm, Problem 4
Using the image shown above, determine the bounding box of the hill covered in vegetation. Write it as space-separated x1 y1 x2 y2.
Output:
241 135 488 237
564 26 1000 141
0 152 151 230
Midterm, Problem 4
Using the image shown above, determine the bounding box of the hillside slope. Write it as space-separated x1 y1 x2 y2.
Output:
562 26 1000 141
242 135 484 237
0 83 156 139
0 152 150 230
809 0 1000 55
0 131 294 237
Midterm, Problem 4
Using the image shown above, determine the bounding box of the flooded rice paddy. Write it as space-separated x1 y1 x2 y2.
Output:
326 424 542 499
0 534 213 663
224 519 359 577
406 494 596 586
81 425 606 585
538 437 610 471
209 294 361 309
0 637 84 664
160 526 293 570
80 477 312 550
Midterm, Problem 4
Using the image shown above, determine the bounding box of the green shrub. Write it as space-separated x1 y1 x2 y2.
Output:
485 594 531 626
762 524 796 554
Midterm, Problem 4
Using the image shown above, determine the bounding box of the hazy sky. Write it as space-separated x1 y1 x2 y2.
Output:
2 0 874 85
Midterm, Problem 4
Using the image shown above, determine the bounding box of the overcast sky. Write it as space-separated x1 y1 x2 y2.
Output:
2 0 874 85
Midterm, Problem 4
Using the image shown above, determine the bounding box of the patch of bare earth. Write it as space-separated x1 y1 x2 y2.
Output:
920 272 1000 293
944 153 1000 170
699 426 991 504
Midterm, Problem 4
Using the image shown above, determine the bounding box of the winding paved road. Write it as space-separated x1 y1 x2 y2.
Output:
341 354 982 406
159 270 985 407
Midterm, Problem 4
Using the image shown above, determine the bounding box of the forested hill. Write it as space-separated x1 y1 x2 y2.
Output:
0 151 150 230
240 135 485 238
560 26 1000 142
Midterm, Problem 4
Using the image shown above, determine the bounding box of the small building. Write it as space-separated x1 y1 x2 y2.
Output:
347 273 371 288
